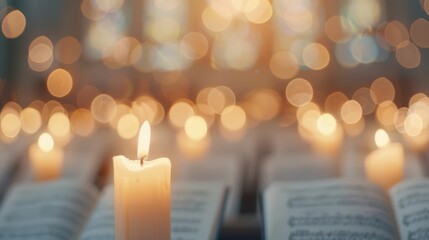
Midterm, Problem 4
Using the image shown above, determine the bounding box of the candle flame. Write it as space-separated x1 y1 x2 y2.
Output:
375 129 390 148
137 121 151 161
38 132 54 152
316 113 337 135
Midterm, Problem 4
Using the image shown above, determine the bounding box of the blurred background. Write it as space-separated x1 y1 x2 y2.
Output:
1 0 429 136
2 0 429 239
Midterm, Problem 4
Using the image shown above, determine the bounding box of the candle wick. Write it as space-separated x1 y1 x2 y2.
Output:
140 155 147 165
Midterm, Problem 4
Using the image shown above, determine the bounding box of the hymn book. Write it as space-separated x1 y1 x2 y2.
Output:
80 181 227 240
261 179 429 240
0 180 227 240
0 180 97 240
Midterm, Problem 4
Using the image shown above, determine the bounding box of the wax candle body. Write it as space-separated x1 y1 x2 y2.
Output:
113 156 171 240
29 143 63 181
365 143 404 190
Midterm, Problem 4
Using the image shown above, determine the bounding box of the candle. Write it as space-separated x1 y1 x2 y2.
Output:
28 132 63 181
309 113 343 174
310 113 343 156
113 121 171 240
365 129 404 191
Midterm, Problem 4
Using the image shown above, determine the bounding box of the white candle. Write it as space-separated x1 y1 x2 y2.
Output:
311 113 343 157
365 129 404 191
29 132 63 181
310 113 343 174
113 121 171 240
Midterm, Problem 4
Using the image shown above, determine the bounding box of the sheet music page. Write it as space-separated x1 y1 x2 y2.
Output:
0 137 30 198
0 180 97 240
80 181 226 240
390 179 429 240
263 179 397 240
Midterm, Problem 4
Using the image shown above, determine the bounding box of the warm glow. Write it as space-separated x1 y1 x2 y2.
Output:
48 112 70 138
20 107 42 134
91 94 117 123
409 93 428 107
94 0 124 13
370 77 395 105
220 105 246 131
168 100 195 128
376 101 398 128
425 0 429 16
347 0 381 30
147 18 180 43
177 130 210 158
316 113 337 136
1 113 21 138
352 87 376 115
184 116 208 141
384 21 409 48
324 91 348 118
296 102 321 126
396 41 421 69
270 51 299 80
1 10 26 39
109 104 131 129
344 118 365 137
207 86 236 114
243 89 281 122
47 68 73 98
196 87 214 115
300 109 321 132
180 32 209 60
245 0 273 24
132 96 164 125
55 36 82 64
286 78 313 107
137 121 151 160
81 0 106 20
325 16 350 43
302 43 330 70
202 4 232 32
404 113 424 137
76 85 100 108
410 18 429 48
393 107 408 134
38 133 54 152
117 113 140 140
70 108 95 137
375 129 390 148
28 36 53 72
341 100 363 124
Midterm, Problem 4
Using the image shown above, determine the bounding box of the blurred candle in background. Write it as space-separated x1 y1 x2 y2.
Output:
29 132 63 181
365 129 404 191
310 113 344 174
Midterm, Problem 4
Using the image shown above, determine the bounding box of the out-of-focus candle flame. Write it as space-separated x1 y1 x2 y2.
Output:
316 113 337 135
137 121 151 161
184 115 208 141
38 133 54 152
375 129 390 148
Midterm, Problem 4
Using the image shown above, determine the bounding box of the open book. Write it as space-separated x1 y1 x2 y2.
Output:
80 181 227 240
261 179 429 240
0 180 227 240
0 180 97 240
0 137 30 200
